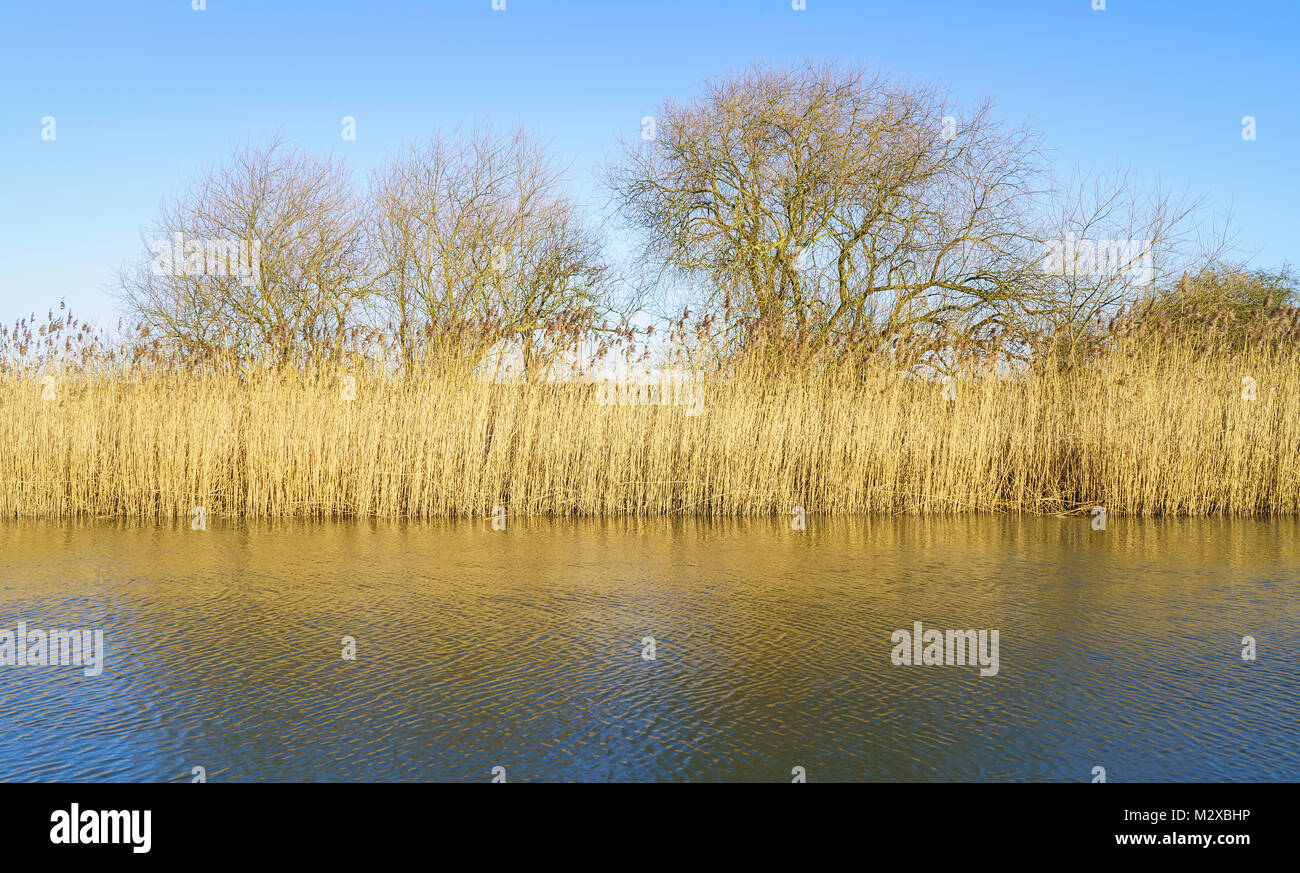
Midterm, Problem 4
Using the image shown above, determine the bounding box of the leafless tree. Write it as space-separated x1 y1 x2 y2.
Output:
1019 166 1215 362
368 126 610 377
117 138 369 364
608 61 1047 354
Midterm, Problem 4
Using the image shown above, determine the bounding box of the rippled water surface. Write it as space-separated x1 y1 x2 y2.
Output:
0 516 1297 782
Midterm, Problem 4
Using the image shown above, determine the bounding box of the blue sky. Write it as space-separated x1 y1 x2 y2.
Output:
1 0 1296 326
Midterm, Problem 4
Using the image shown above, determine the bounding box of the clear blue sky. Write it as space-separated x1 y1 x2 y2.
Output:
2 0 1296 326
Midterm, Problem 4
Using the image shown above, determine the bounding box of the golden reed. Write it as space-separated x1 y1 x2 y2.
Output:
2 332 1297 520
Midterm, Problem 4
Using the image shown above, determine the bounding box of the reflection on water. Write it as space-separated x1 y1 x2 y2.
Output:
0 515 1297 782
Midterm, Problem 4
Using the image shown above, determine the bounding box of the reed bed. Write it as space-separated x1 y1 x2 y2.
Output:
1 331 1297 519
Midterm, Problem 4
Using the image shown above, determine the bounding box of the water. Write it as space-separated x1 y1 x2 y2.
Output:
0 516 1296 782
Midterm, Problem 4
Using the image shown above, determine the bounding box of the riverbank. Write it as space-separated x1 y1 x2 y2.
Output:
3 336 1296 519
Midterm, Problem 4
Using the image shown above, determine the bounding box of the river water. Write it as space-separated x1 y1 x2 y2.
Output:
0 516 1296 781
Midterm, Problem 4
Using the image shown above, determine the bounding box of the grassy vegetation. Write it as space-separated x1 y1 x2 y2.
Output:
3 311 1298 520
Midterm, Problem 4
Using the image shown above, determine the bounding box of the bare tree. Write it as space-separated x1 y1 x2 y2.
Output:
1019 166 1214 362
368 126 609 377
608 61 1046 354
117 138 369 364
